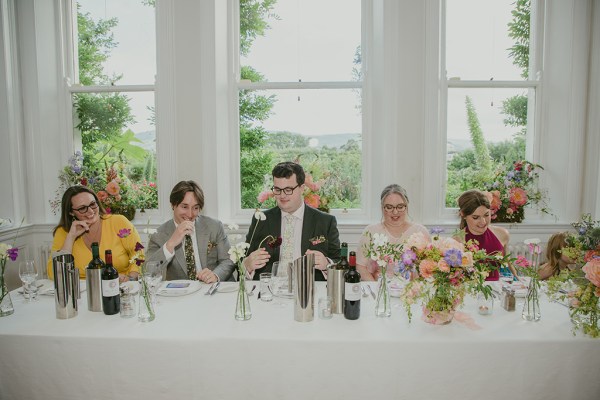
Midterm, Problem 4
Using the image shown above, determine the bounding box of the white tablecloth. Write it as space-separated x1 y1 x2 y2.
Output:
1 282 599 400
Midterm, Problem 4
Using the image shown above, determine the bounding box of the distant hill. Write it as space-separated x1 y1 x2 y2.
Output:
308 133 362 148
134 130 156 151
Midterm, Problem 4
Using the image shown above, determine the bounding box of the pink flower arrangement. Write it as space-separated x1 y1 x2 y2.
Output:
483 160 550 223
582 258 600 289
257 172 331 212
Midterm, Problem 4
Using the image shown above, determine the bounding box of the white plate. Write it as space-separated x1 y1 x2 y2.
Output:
157 280 202 296
216 282 239 293
20 279 86 296
120 281 140 295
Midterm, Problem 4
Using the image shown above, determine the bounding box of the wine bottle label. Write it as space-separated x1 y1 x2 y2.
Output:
344 282 361 301
102 278 120 297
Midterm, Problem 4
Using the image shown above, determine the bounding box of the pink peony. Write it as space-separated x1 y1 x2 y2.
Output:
106 180 120 196
257 190 273 203
582 258 600 288
406 232 430 252
437 259 450 272
419 259 436 279
509 187 528 206
97 191 109 202
433 237 464 253
461 251 474 267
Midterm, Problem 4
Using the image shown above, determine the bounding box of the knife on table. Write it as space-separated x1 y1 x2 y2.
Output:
208 281 220 295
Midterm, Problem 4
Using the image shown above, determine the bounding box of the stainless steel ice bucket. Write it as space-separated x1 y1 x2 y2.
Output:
52 253 80 319
327 264 345 314
293 253 315 322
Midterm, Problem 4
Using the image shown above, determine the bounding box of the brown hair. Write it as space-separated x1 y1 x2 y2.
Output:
457 189 491 229
53 185 106 235
545 232 568 277
170 180 205 209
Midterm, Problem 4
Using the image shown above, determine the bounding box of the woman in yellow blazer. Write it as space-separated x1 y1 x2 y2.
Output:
47 186 141 281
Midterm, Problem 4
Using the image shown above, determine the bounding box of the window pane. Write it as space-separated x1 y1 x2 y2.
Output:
72 91 158 211
446 0 530 81
241 0 361 82
76 0 156 85
239 89 362 210
445 88 532 206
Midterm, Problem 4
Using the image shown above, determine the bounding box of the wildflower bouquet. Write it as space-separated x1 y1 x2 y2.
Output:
362 231 405 317
547 214 600 337
399 231 473 323
51 152 158 219
483 160 550 223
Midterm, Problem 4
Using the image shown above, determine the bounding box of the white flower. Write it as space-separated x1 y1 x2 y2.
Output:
372 233 388 248
523 238 541 245
0 243 10 258
254 209 266 221
227 223 239 231
228 242 250 263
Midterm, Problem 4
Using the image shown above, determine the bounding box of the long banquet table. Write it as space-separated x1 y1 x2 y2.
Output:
1 281 599 400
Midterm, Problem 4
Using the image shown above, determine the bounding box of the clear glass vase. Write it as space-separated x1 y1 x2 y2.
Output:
0 278 14 317
138 280 155 322
477 292 494 315
235 275 252 321
374 274 391 317
522 275 541 321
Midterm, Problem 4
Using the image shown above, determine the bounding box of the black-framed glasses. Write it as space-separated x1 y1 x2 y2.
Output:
271 185 300 195
72 201 99 214
383 204 407 212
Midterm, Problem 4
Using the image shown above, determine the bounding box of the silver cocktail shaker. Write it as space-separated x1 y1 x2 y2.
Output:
293 253 315 322
52 253 80 319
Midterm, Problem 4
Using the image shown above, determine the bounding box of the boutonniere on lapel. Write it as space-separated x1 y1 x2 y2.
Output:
206 241 217 254
309 235 326 246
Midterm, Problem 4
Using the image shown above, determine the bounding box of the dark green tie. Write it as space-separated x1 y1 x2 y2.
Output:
184 235 197 280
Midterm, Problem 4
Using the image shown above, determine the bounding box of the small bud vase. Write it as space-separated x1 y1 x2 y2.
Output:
522 275 541 321
0 278 14 317
138 279 155 322
235 274 252 321
374 272 391 318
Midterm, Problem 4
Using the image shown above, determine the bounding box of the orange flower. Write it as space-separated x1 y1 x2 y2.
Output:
490 190 502 211
97 191 109 202
106 180 120 196
419 259 436 279
509 187 527 206
437 259 450 272
304 193 321 208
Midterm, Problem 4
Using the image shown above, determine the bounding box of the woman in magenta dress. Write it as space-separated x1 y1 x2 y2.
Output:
456 190 517 280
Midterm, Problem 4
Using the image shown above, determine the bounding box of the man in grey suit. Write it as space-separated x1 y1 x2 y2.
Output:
243 162 340 281
146 181 235 283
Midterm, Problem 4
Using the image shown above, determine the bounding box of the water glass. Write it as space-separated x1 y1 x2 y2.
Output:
259 273 273 302
19 260 38 302
120 288 137 318
318 296 333 319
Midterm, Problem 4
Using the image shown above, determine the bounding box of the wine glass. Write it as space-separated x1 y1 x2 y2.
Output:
19 260 38 302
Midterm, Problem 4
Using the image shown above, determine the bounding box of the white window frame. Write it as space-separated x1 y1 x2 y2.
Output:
228 0 372 224
423 0 545 225
60 0 161 223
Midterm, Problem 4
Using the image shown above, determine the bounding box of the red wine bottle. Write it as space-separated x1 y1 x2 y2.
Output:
101 249 120 315
344 251 361 320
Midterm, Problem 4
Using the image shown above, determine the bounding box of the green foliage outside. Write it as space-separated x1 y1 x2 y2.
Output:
73 6 157 210
445 0 530 207
238 0 361 209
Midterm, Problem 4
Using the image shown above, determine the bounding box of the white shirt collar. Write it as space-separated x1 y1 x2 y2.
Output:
282 202 305 221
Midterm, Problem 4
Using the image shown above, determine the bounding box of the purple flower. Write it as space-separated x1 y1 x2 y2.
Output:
492 181 500 188
117 228 131 238
7 247 19 261
134 242 144 252
402 249 417 266
507 171 515 179
444 248 463 267
430 226 444 235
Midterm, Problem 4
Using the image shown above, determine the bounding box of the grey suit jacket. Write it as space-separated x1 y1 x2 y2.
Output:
146 215 235 281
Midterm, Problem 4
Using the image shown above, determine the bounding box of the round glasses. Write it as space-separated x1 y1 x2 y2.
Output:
383 204 407 212
72 201 99 214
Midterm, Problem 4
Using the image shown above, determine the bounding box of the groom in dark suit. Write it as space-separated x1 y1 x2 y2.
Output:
244 162 340 281
146 181 235 283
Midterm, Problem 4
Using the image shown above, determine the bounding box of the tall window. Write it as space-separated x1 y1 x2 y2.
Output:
443 0 539 208
63 0 158 216
237 0 363 212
